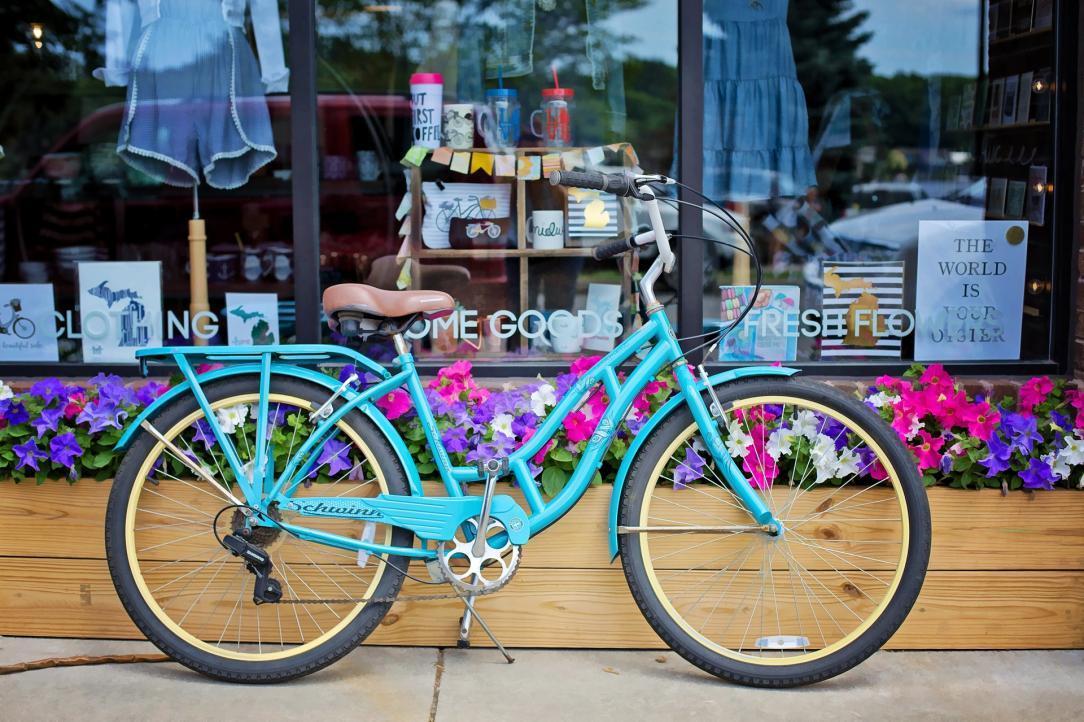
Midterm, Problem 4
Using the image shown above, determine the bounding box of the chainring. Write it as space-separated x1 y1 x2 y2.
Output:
436 517 521 594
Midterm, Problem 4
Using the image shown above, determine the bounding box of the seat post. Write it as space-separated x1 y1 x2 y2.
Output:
391 333 411 357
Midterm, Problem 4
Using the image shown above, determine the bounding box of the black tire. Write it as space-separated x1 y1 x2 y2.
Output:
105 375 414 683
618 377 931 688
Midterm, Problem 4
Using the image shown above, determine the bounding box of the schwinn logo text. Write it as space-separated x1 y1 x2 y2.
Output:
290 502 384 518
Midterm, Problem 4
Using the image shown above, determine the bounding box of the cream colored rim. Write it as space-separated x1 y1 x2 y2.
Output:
637 396 910 666
124 392 391 662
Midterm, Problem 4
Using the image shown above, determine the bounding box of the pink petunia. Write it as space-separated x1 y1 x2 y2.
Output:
565 410 597 444
742 422 778 489
376 389 412 420
1018 376 1054 415
962 400 1000 441
569 356 602 377
910 429 944 472
919 364 953 392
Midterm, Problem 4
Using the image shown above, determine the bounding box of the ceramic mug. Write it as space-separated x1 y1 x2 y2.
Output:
547 310 582 354
529 210 564 250
442 103 475 150
242 248 271 282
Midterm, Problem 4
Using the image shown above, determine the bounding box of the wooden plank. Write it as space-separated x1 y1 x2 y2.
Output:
0 557 1080 649
3 481 1082 571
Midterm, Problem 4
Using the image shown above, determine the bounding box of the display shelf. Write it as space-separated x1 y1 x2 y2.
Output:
405 144 639 355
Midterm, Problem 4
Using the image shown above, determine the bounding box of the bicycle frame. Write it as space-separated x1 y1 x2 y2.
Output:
118 186 791 563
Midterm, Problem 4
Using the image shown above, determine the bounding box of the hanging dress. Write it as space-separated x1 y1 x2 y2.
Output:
95 0 287 189
703 0 816 201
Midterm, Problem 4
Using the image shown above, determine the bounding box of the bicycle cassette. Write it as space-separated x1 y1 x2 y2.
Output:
436 517 521 594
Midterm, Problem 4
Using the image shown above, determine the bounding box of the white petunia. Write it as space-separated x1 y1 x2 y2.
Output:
866 391 896 409
215 403 250 434
790 410 821 440
725 423 753 458
813 453 841 484
1058 435 1084 466
835 447 861 478
530 383 557 417
1045 452 1071 480
811 433 838 459
491 413 515 438
765 427 796 460
0 381 12 400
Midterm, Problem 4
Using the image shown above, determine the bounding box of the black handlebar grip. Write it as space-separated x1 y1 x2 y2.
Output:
549 170 638 198
592 237 635 261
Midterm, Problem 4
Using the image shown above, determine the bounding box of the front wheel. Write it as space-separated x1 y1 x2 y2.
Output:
618 378 930 687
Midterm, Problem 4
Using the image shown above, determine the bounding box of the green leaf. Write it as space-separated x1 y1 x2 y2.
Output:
590 470 603 487
550 448 574 464
541 466 568 497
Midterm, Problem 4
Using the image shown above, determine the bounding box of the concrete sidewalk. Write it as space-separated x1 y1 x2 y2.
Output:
1 637 1081 721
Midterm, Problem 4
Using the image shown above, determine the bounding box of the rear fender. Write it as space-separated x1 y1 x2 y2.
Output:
607 366 800 560
114 364 423 496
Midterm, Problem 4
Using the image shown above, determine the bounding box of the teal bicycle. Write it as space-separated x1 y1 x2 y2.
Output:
105 170 930 687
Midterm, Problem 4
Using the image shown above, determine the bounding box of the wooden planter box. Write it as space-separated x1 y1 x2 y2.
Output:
0 480 1082 649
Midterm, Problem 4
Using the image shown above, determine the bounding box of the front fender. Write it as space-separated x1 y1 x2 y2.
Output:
115 364 423 496
607 366 799 560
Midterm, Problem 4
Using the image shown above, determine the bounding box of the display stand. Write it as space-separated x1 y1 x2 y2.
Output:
188 187 210 346
405 145 639 355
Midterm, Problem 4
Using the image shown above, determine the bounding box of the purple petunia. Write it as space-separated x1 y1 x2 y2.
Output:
76 399 127 434
31 407 64 438
49 432 83 469
442 426 469 454
1020 457 1057 490
134 381 169 406
29 378 66 404
979 432 1013 477
13 439 48 471
192 420 217 450
315 438 353 476
1000 411 1042 455
0 399 29 426
673 447 706 489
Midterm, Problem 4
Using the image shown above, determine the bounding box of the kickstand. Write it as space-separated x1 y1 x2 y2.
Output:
454 589 514 664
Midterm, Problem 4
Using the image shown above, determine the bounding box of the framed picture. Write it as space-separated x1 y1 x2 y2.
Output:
1033 0 1053 29
718 285 800 362
1011 0 1034 35
567 188 621 245
987 78 1004 127
0 284 59 362
421 182 512 249
224 293 279 345
1005 180 1027 219
1001 74 1019 126
819 261 905 359
987 177 1008 218
78 261 162 363
1016 71 1033 124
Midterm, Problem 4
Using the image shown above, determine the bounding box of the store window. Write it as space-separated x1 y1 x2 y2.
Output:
0 1 294 366
314 0 678 365
702 0 1062 368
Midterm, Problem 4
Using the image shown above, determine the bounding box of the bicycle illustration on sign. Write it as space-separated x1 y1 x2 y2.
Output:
435 194 497 232
0 298 35 339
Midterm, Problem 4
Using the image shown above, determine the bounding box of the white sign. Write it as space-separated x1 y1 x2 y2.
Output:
225 293 279 345
915 220 1028 361
581 283 622 352
0 284 59 362
78 262 163 363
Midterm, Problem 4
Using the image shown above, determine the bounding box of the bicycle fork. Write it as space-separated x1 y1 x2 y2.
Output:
675 363 777 528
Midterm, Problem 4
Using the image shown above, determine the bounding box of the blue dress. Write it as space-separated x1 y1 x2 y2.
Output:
703 0 816 201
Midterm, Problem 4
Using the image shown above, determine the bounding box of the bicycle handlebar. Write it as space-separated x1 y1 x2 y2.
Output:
547 170 639 198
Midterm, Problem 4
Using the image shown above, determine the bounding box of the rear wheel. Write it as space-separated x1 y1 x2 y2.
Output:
618 378 930 687
105 376 413 683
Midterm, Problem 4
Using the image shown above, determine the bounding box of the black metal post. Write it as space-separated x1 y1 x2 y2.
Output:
678 0 705 360
289 0 321 343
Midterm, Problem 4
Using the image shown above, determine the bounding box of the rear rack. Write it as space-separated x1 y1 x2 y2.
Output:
133 345 392 380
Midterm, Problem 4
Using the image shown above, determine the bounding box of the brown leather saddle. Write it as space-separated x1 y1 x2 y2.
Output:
322 283 455 336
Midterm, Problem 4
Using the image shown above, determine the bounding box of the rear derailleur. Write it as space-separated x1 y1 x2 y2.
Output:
221 532 283 605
